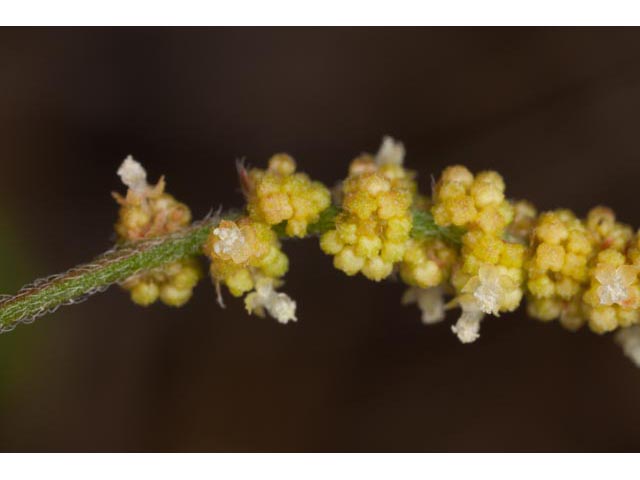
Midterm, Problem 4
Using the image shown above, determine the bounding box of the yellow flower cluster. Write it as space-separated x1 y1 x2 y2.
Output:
452 230 526 314
121 258 202 307
583 249 640 332
525 207 640 333
320 151 414 281
581 208 638 333
113 157 202 307
432 165 513 235
525 210 593 330
429 166 524 341
205 218 288 297
399 238 457 289
244 153 331 237
204 217 296 324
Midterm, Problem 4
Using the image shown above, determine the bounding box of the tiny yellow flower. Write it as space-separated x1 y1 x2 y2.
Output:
586 206 633 252
582 248 640 333
400 237 457 287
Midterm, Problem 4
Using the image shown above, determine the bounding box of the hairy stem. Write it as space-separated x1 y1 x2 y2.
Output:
0 216 220 332
0 207 460 333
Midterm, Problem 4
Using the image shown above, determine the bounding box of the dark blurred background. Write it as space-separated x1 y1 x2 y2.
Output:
1 28 640 452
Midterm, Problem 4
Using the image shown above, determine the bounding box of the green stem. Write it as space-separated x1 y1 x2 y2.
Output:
0 207 461 333
410 210 465 245
0 216 220 332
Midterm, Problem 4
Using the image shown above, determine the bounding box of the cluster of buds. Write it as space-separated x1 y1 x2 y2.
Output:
244 154 331 237
121 258 202 307
525 210 593 330
319 138 414 281
399 238 457 290
114 156 202 307
431 166 513 235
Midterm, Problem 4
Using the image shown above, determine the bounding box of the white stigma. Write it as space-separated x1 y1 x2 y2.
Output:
245 278 297 324
117 155 148 193
267 292 298 324
402 286 445 325
470 266 506 316
473 280 501 316
597 268 631 306
451 309 484 344
213 224 245 257
375 136 405 166
615 326 640 367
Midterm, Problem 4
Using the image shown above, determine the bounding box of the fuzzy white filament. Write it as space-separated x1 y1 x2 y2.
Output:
117 155 148 193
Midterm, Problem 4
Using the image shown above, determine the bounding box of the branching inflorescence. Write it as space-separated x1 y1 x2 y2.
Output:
2 137 640 367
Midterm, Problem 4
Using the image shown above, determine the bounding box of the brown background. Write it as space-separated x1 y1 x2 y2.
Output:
1 28 640 451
